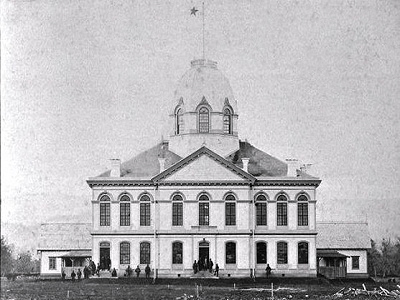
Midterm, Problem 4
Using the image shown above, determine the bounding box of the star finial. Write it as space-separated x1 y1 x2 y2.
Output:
190 7 198 16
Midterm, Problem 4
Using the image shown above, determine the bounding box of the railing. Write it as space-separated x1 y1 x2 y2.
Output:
318 266 346 279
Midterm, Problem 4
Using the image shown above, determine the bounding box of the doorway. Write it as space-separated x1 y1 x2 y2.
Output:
198 240 209 271
99 242 111 270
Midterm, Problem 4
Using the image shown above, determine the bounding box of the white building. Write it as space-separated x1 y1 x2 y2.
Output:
87 59 322 278
317 222 370 279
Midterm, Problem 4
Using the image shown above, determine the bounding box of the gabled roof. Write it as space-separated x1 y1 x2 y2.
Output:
226 141 287 177
152 146 256 184
317 222 371 249
37 223 91 251
98 142 182 178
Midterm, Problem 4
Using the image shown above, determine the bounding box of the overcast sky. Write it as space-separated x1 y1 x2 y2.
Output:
1 0 400 251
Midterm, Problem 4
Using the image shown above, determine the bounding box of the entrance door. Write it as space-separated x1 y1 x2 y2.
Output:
99 242 111 270
198 241 209 271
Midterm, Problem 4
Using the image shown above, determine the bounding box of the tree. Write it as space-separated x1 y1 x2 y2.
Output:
367 239 381 277
1 236 14 275
14 251 39 274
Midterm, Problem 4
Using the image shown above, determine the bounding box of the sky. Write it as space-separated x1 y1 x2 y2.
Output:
1 0 400 252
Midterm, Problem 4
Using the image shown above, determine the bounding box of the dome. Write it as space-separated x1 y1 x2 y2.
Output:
173 59 237 113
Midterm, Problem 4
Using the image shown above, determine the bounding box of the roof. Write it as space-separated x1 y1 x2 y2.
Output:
173 59 237 113
59 250 92 258
317 222 371 249
38 223 91 251
317 249 348 258
98 142 182 178
152 146 256 184
95 140 319 180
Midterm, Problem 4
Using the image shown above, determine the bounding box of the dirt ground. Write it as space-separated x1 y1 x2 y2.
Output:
1 277 399 300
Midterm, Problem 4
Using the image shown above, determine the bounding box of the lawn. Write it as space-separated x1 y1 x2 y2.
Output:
1 277 399 300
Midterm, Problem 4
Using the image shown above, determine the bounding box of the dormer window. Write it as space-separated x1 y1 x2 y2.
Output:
223 108 232 134
175 108 184 135
199 107 209 133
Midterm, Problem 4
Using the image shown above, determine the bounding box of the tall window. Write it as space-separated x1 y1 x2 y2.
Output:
297 195 308 226
256 194 267 226
172 242 183 264
225 194 236 226
352 256 360 269
256 242 267 264
120 242 130 265
226 242 236 264
172 194 183 226
100 194 111 226
176 108 184 135
277 195 288 226
298 242 308 264
223 108 232 134
49 257 56 270
277 241 288 264
120 194 130 226
140 242 150 264
199 107 209 133
140 195 151 226
199 194 209 225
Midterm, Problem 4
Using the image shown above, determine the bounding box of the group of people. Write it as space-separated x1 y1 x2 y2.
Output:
125 264 152 278
192 258 220 277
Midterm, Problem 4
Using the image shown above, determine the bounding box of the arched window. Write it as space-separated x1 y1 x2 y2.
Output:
99 194 111 226
120 194 130 226
298 242 309 264
277 241 288 264
172 194 183 226
199 107 209 133
120 242 130 264
199 194 209 226
140 194 151 226
175 108 184 135
172 242 183 264
226 242 236 264
277 194 288 226
256 242 267 264
256 194 267 226
223 108 232 134
297 194 308 226
140 242 150 264
225 194 236 226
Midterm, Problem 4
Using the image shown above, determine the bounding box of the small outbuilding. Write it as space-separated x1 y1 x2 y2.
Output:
37 223 92 278
317 222 370 279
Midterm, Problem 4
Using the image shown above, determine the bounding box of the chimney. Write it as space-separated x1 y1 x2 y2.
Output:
286 159 298 177
158 157 166 173
242 158 250 173
300 163 312 174
110 159 121 177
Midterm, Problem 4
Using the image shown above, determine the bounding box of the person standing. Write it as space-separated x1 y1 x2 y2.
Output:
77 269 82 281
265 264 271 278
135 265 141 277
145 264 151 278
215 264 219 277
192 260 198 274
71 270 76 282
209 259 214 273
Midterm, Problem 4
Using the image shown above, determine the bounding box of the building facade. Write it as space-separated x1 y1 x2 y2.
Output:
87 59 321 278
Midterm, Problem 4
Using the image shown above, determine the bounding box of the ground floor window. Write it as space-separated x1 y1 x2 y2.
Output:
256 242 267 264
120 242 130 265
298 242 308 264
226 242 236 264
172 242 183 264
49 257 56 270
140 242 150 264
351 256 359 270
277 242 288 264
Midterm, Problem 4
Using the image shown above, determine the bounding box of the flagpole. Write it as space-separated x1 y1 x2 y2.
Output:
202 1 205 60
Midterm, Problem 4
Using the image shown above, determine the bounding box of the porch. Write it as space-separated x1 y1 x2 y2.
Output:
317 250 347 279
